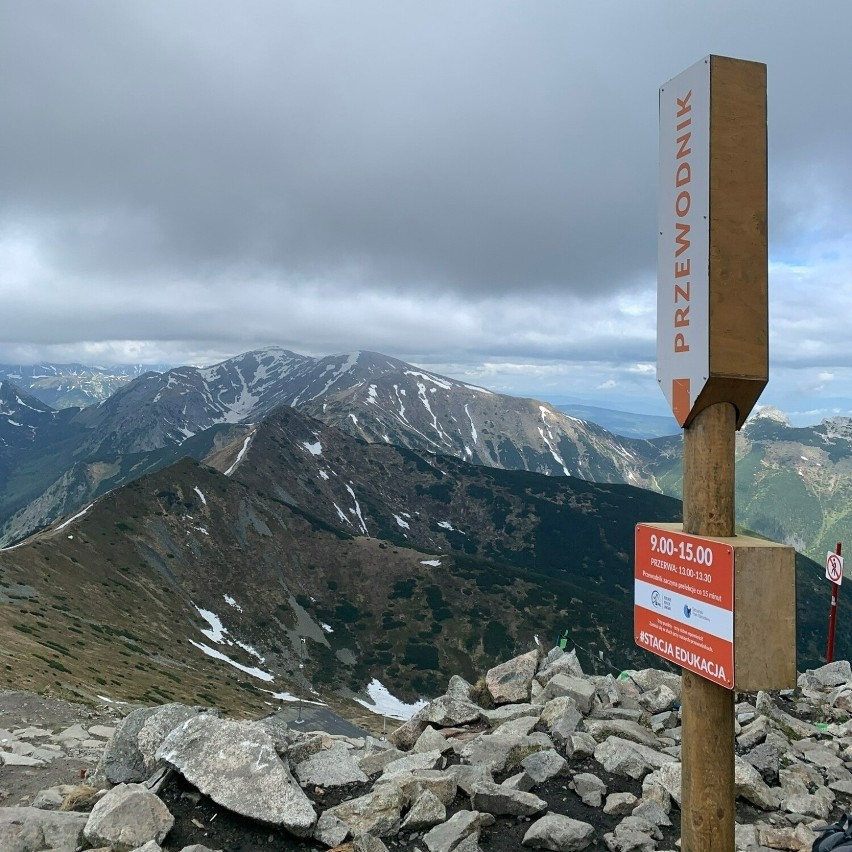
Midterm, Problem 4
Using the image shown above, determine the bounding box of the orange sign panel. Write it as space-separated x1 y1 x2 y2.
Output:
634 523 735 688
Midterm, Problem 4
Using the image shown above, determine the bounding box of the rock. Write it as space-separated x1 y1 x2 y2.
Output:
539 696 580 729
743 741 781 785
413 726 453 754
756 691 822 740
295 742 369 787
593 736 676 780
31 787 65 809
324 785 407 838
810 660 852 687
520 748 569 784
534 675 595 714
571 772 606 807
522 812 595 851
485 650 539 705
420 695 483 728
482 704 542 727
737 715 773 750
95 704 211 785
400 789 446 831
358 745 404 776
582 719 660 749
0 806 88 852
382 748 443 777
445 763 494 796
603 815 660 852
156 715 316 836
313 811 350 847
636 684 679 714
734 754 783 811
492 715 539 737
603 792 638 816
423 809 494 852
459 732 552 774
83 784 174 852
469 780 547 816
630 800 671 827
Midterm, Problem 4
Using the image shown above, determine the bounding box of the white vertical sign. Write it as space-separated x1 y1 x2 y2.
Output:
826 552 844 585
657 57 711 427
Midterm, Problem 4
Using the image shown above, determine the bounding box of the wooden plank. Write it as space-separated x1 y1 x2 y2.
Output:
734 539 797 690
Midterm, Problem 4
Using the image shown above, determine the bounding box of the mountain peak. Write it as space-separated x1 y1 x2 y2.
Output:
750 406 791 427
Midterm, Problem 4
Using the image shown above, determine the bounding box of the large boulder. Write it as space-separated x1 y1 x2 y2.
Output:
156 715 316 836
95 704 213 784
522 812 595 851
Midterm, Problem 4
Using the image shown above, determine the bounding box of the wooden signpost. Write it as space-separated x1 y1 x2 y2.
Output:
639 55 797 852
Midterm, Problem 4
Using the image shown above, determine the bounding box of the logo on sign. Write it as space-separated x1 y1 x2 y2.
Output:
826 552 844 585
652 590 661 608
683 604 692 619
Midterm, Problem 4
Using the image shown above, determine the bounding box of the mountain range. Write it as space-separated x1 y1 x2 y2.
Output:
0 400 838 718
5 348 852 567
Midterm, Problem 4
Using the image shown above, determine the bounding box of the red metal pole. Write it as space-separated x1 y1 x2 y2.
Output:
827 542 842 663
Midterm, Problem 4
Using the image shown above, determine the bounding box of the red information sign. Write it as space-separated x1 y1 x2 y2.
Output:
635 524 735 688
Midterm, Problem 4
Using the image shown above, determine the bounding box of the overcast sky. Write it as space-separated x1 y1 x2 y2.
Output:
2 2 851 422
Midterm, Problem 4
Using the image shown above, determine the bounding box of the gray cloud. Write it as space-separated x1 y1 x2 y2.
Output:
2 1 852 417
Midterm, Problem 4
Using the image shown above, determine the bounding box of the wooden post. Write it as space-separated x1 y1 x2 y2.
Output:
681 402 736 852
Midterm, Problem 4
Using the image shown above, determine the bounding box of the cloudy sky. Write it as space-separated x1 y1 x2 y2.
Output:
2 2 851 422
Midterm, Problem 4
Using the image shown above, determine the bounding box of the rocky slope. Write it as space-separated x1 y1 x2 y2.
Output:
4 649 852 851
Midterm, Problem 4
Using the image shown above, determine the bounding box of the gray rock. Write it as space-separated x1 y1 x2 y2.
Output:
539 696 580 729
420 694 483 728
522 812 595 851
593 736 676 780
295 741 368 787
413 725 453 754
31 787 65 809
83 784 174 852
0 751 43 766
445 763 494 796
491 714 539 737
0 807 88 852
129 843 162 852
630 800 671 827
756 691 822 740
566 732 597 759
736 715 773 750
811 660 852 687
313 811 350 847
460 733 552 774
400 789 446 831
734 754 783 811
502 771 535 792
550 708 583 750
603 792 638 816
636 684 679 714
603 815 661 852
382 748 443 777
351 835 390 852
572 772 606 807
538 649 585 683
743 741 781 784
486 649 539 705
447 675 475 702
582 719 660 748
324 784 407 838
469 781 547 816
482 703 542 727
423 809 494 852
534 674 595 714
156 715 316 836
521 748 569 784
95 704 211 785
359 745 405 775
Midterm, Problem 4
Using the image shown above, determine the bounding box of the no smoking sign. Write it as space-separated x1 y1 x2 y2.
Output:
826 552 844 585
